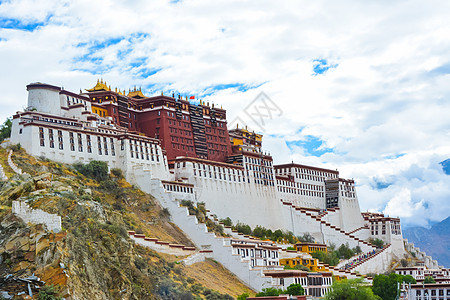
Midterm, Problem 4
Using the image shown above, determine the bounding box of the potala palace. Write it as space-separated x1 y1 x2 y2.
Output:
7 81 442 296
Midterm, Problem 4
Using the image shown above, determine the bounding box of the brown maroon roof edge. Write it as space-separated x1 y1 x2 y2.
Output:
27 83 61 92
274 163 339 174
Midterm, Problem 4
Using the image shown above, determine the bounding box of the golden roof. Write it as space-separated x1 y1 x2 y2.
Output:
127 86 145 99
86 79 111 92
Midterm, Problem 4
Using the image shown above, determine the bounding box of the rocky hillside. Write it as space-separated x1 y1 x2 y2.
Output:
0 146 253 299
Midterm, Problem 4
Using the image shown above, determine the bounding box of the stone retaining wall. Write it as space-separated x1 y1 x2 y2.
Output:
12 201 61 232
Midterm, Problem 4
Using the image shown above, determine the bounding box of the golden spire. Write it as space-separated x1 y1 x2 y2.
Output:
86 79 110 92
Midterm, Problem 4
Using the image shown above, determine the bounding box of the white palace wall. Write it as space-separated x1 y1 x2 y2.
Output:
174 160 285 230
10 114 169 182
339 195 366 233
9 83 408 271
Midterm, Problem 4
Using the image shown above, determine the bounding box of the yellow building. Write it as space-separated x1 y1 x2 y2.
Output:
280 257 328 272
92 104 108 118
280 256 345 281
295 242 328 254
229 125 263 148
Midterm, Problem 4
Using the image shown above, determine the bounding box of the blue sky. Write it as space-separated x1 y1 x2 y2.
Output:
1 0 450 227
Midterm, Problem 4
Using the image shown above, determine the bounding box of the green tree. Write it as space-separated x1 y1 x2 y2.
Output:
234 223 252 235
325 278 380 300
372 273 416 300
337 243 355 259
237 292 249 300
368 238 384 249
272 229 284 241
255 288 283 297
220 217 233 227
286 283 304 296
311 250 339 266
424 276 436 283
298 233 315 242
252 225 267 238
353 245 362 254
0 118 12 142
402 275 416 284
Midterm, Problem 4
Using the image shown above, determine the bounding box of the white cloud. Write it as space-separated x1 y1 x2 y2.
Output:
1 0 450 227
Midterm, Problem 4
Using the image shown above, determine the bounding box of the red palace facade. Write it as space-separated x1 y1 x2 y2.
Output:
85 80 232 163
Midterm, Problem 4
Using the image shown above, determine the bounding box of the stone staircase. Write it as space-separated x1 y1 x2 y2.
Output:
128 231 196 256
344 244 391 271
316 207 340 220
349 225 370 235
149 179 274 291
282 201 376 252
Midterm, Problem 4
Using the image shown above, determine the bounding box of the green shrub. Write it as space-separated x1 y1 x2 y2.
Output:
287 283 304 296
99 179 118 191
256 287 283 297
159 207 171 219
234 223 252 235
110 168 124 179
237 292 249 300
73 160 108 182
294 264 311 272
368 238 385 249
220 217 233 226
10 143 22 152
38 284 62 300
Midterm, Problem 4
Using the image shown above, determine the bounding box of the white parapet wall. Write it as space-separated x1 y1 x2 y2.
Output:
0 162 7 181
182 251 214 266
12 201 61 232
350 245 393 275
8 150 22 175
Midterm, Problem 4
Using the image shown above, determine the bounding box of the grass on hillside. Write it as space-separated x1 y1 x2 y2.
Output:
0 147 252 299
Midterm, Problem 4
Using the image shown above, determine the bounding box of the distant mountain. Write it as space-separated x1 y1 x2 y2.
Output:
403 216 450 268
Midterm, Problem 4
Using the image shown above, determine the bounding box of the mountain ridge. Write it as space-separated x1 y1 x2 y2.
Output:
403 216 450 268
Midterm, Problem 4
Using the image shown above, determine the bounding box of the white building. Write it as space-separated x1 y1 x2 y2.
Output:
9 82 409 278
263 270 332 298
228 238 281 269
10 83 169 181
